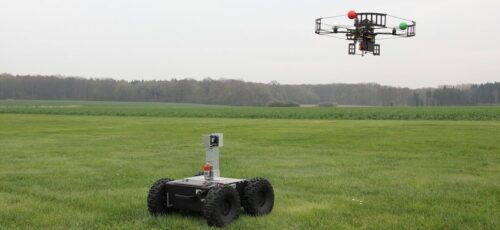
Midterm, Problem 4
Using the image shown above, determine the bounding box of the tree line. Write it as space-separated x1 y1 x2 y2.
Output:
0 73 499 106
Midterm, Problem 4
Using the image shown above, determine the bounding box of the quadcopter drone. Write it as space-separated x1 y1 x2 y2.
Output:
315 10 416 56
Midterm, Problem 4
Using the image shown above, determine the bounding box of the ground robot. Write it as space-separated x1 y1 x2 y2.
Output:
147 133 274 227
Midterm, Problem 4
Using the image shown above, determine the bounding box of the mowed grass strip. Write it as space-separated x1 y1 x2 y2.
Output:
0 114 499 229
1 99 500 120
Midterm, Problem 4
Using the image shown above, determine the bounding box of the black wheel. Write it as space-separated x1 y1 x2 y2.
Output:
241 177 274 216
147 178 174 216
204 185 241 227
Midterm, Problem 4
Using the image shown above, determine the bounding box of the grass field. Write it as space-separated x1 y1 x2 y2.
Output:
1 100 499 229
1 99 500 120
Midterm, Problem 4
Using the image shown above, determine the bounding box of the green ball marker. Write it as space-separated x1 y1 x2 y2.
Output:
399 22 408 30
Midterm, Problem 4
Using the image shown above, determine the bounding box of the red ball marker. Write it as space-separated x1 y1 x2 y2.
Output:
347 10 357 19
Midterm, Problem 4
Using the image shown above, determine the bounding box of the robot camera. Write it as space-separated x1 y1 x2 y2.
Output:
203 133 223 148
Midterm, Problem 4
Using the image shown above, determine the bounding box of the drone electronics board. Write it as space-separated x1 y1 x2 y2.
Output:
315 10 416 56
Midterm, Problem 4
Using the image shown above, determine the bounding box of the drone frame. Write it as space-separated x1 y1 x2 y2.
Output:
315 12 416 56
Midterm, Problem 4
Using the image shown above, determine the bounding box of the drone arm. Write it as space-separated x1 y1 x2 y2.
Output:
376 32 403 36
375 21 416 37
398 21 416 37
316 29 351 35
315 18 356 35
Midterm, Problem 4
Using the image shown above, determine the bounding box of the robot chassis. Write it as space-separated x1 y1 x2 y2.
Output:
147 133 274 227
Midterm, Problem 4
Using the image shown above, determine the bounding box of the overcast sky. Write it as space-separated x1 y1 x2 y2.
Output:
0 0 499 88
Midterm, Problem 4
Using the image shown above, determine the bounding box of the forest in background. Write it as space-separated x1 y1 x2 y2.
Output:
0 73 499 106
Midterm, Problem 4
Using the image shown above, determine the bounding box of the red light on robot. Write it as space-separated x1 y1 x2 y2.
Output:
348 10 357 19
203 163 212 171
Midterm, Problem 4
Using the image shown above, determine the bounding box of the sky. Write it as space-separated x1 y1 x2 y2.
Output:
0 0 499 88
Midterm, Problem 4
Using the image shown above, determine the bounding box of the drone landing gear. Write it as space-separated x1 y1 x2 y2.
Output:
348 43 356 55
348 42 380 56
373 44 380 56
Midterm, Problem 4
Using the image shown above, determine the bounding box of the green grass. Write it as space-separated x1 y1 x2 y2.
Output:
1 99 500 120
1 113 499 229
